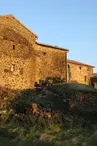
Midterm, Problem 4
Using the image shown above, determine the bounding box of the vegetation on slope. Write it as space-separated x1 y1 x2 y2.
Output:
0 77 97 146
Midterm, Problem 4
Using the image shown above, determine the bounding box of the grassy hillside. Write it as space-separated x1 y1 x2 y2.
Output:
0 79 97 146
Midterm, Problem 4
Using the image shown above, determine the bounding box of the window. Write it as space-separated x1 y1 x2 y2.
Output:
68 64 71 79
13 45 15 50
11 64 15 72
4 69 9 73
79 66 82 70
87 68 91 71
68 64 70 70
84 76 87 82
43 52 46 55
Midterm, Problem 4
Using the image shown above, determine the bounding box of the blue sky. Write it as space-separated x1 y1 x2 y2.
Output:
0 0 97 72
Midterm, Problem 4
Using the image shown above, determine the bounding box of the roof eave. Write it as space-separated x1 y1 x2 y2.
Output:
36 42 69 52
68 59 95 68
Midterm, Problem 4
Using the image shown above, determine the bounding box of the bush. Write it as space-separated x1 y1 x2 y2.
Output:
7 89 36 113
5 79 97 127
34 76 65 88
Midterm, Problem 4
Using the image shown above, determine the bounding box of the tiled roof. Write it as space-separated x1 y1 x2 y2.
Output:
36 42 69 52
68 59 95 68
0 14 38 38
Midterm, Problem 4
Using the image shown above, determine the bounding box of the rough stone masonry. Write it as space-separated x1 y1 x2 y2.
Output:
0 14 68 89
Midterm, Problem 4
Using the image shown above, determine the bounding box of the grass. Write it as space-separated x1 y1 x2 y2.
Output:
0 128 97 146
56 82 97 92
0 137 17 146
0 113 97 146
0 122 97 146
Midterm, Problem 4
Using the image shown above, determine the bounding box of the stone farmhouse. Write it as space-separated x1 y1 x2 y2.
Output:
0 14 95 90
67 60 95 85
0 14 69 89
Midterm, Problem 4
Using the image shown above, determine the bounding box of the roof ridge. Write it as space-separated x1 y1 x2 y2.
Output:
36 42 69 51
0 14 38 38
68 59 95 68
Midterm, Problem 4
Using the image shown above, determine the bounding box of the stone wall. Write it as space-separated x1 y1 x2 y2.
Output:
67 62 93 85
34 43 67 83
0 15 68 89
94 83 97 89
0 15 38 89
0 15 36 45
0 39 67 89
90 76 97 89
0 39 36 89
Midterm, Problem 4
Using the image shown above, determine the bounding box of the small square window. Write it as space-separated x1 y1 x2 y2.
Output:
43 52 46 55
13 45 15 50
4 69 9 73
87 68 91 71
79 66 82 70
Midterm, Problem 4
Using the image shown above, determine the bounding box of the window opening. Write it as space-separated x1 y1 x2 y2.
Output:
11 64 15 72
79 66 82 70
13 45 15 50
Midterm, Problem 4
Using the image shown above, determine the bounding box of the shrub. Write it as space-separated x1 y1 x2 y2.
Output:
7 89 36 114
5 79 97 127
34 76 65 88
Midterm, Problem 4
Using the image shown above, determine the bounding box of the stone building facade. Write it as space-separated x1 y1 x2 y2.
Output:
34 42 68 83
0 14 68 89
90 73 97 89
67 60 95 85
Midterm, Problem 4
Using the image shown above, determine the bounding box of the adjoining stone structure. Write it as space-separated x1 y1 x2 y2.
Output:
90 73 97 89
34 42 68 83
0 14 68 89
67 60 95 85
